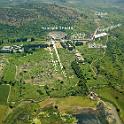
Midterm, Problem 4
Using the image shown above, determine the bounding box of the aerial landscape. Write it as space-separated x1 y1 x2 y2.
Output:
0 0 124 124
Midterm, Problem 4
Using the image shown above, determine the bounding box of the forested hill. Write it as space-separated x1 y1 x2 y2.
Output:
0 3 83 27
1 0 124 6
0 2 90 38
0 0 123 38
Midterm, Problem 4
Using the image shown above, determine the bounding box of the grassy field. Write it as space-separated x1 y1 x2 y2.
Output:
5 47 80 101
5 48 74 101
0 85 10 105
57 96 97 107
0 105 9 124
9 83 47 102
39 96 97 113
14 49 63 84
0 85 10 124
3 62 16 82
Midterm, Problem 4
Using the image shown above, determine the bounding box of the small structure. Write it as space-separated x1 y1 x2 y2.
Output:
60 40 75 51
68 44 74 51
94 33 108 39
88 43 107 49
1 46 12 53
73 40 88 45
89 92 99 100
27 38 32 42
0 45 24 53
12 45 24 53
75 52 84 63
24 44 48 52
95 11 108 18
48 31 67 40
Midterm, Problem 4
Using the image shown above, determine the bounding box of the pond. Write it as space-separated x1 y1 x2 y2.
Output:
73 108 107 124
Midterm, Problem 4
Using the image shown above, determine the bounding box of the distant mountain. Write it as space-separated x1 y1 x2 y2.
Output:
1 0 124 4
0 3 82 26
0 0 124 7
0 2 89 38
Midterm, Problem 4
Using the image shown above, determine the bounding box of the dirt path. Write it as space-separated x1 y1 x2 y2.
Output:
6 84 11 104
15 65 18 80
50 39 67 77
48 47 58 72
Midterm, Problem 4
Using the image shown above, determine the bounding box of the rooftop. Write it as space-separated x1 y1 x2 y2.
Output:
48 31 67 40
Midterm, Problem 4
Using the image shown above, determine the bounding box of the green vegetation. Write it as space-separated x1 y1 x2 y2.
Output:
0 0 124 123
0 3 78 38
0 105 8 124
0 85 10 105
3 62 16 82
4 96 97 124
55 96 97 111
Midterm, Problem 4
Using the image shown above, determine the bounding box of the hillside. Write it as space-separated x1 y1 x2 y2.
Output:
0 3 95 38
0 3 81 26
1 0 124 7
0 3 75 38
0 0 124 124
0 0 123 39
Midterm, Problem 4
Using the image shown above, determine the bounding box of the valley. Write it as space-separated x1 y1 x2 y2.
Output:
0 0 124 124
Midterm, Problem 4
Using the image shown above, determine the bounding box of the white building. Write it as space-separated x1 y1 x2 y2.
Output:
88 43 107 49
94 33 108 39
75 52 84 63
1 45 24 53
1 46 12 52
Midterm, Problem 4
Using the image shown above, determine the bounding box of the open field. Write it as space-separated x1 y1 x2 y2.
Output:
0 85 10 105
0 105 9 124
39 96 97 111
5 48 78 102
15 49 63 84
9 83 47 102
3 62 16 82
55 96 97 113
